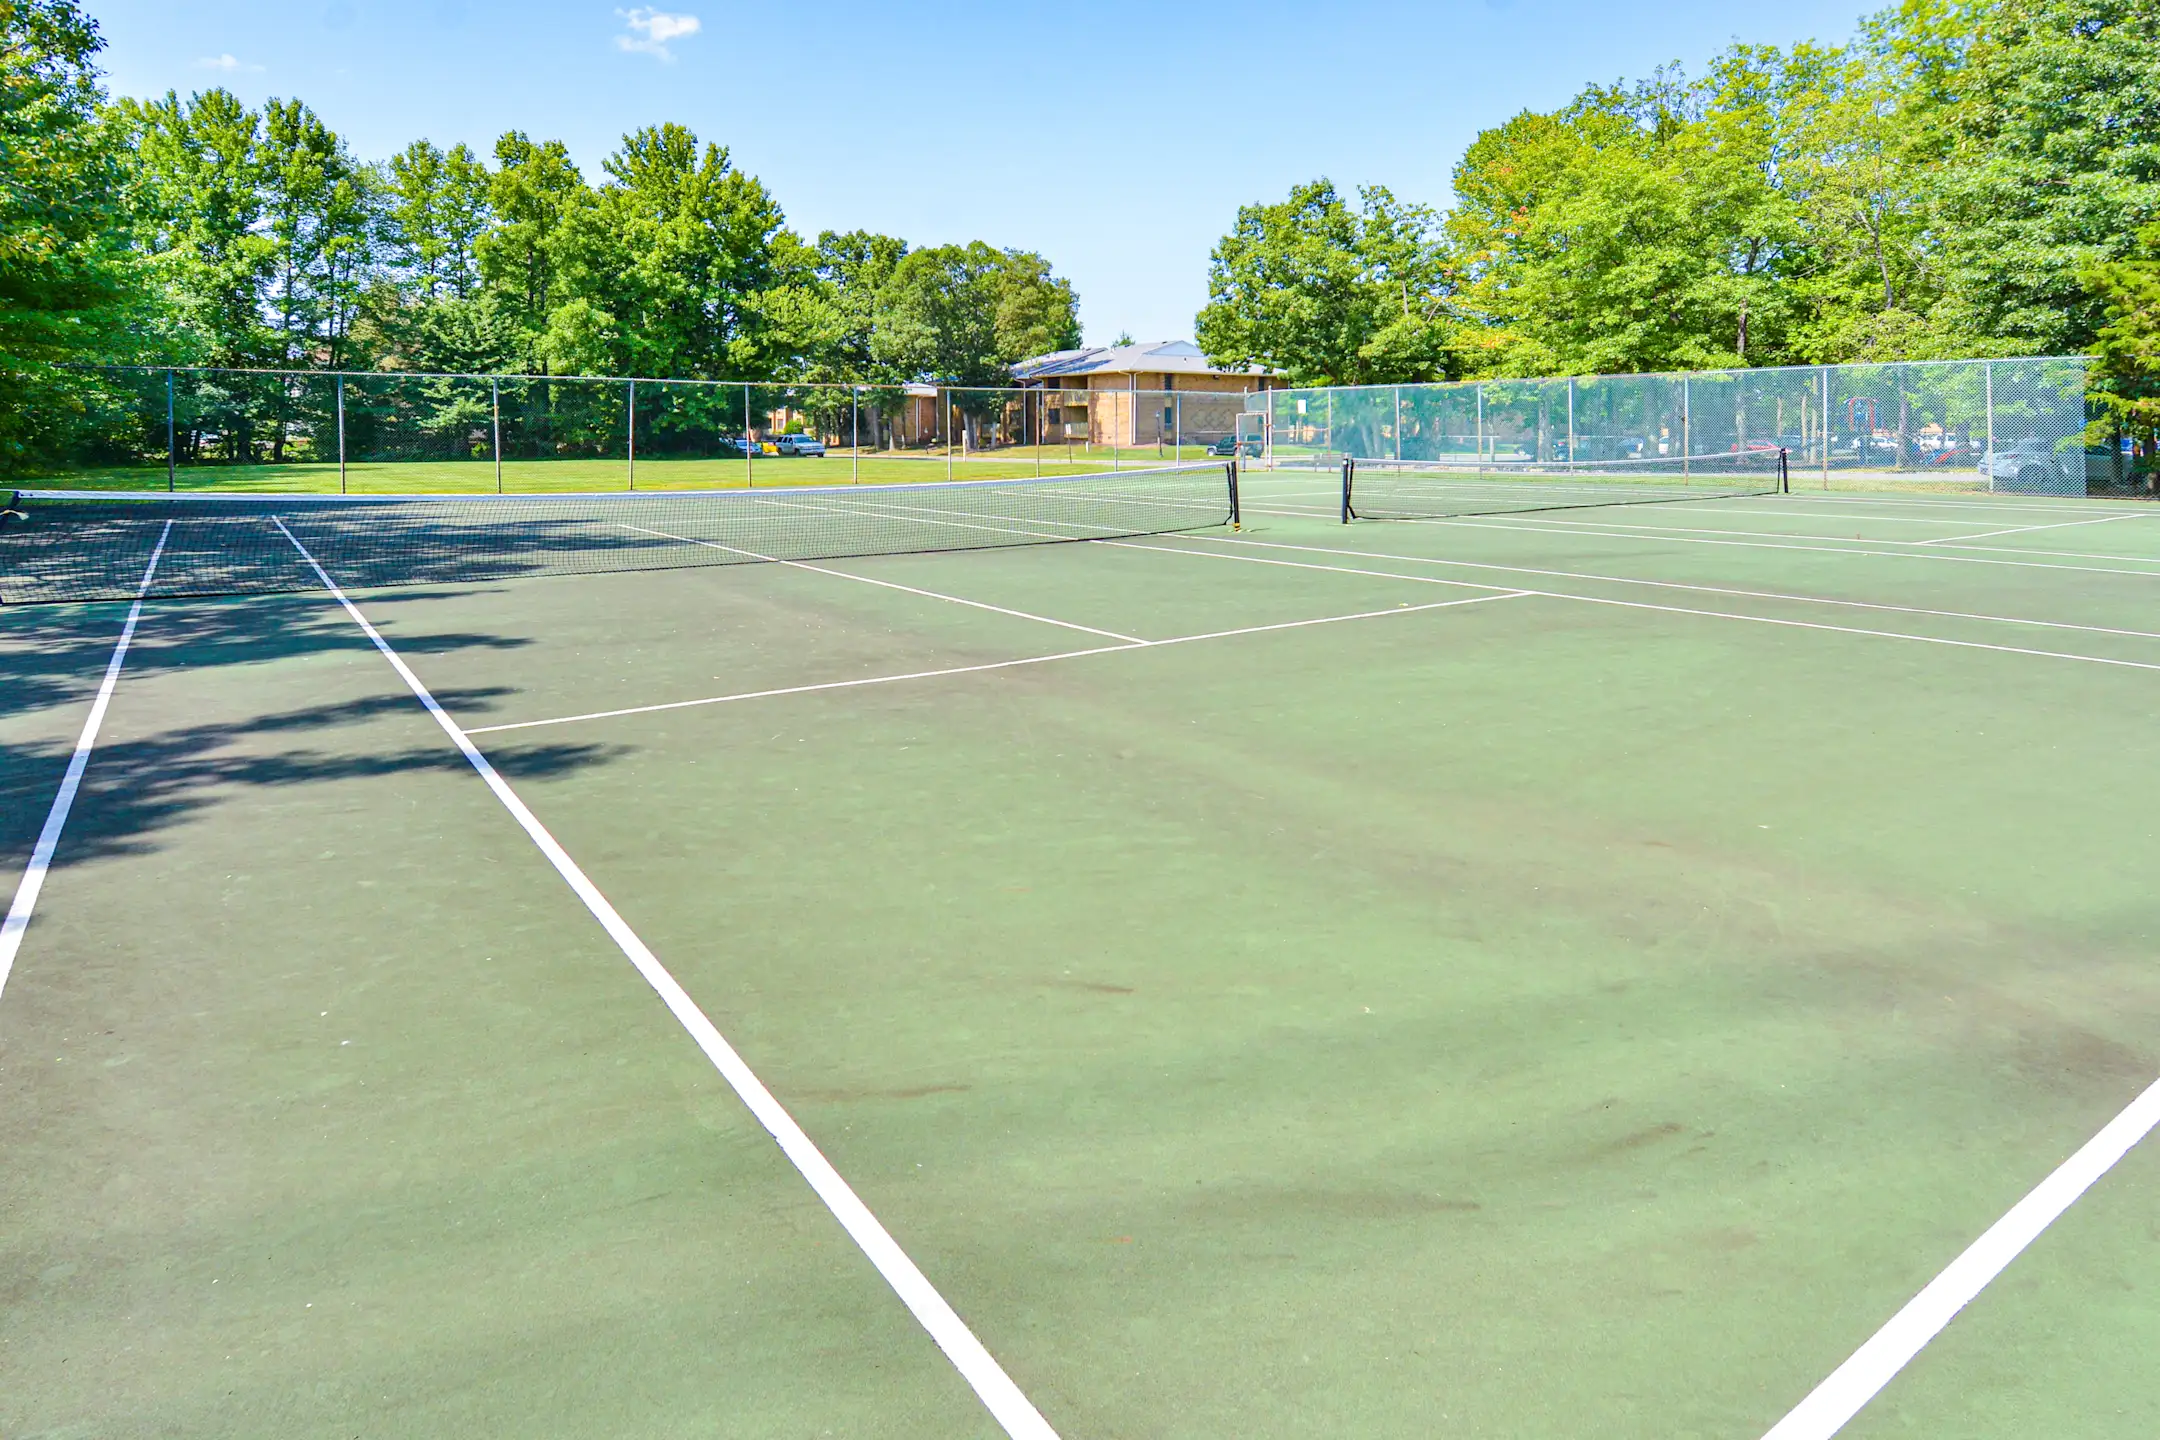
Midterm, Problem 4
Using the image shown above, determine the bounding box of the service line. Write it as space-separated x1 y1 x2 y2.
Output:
0 522 173 1002
1914 510 2151 544
467 590 1531 735
616 522 1144 643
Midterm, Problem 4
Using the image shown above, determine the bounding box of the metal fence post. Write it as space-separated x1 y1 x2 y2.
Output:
1033 389 1041 477
1983 360 1995 493
1566 377 1575 472
626 378 636 490
1395 384 1403 461
744 381 754 487
944 389 953 481
1681 375 1691 483
165 368 176 491
851 385 860 485
492 376 502 493
336 373 346 494
1475 384 1484 466
1120 376 1130 471
1821 365 1831 489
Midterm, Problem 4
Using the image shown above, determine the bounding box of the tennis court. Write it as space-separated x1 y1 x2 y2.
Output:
4 463 2157 1438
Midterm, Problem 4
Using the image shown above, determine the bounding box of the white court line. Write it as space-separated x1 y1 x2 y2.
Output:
1915 511 2149 544
1762 1075 2160 1440
466 591 1533 735
1394 512 2160 580
270 518 1061 1440
1644 505 2080 527
616 522 1144 643
1444 509 2160 568
1127 538 2160 674
0 521 173 1003
1176 534 2160 643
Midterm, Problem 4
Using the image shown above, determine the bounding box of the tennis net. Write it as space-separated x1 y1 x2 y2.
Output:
1336 451 1788 522
0 462 1240 604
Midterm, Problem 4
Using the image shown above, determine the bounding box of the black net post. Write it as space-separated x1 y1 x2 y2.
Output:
1226 458 1240 527
1341 455 1355 523
1778 446 1790 493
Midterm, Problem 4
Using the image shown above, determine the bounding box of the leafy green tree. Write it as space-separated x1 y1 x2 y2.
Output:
990 249 1080 361
477 131 589 372
872 241 1005 414
382 139 490 301
810 228 907 379
870 242 1076 439
110 87 272 366
2082 220 2160 467
258 97 374 370
1930 0 2160 354
1197 180 1452 384
0 0 138 469
560 123 802 378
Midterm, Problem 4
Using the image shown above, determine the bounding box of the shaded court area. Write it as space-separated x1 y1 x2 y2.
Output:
4 471 2159 1438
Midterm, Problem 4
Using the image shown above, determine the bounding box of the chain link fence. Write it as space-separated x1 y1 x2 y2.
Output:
34 368 1267 494
1247 357 2136 497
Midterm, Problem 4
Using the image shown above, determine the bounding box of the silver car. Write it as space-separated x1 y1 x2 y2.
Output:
1980 438 2080 494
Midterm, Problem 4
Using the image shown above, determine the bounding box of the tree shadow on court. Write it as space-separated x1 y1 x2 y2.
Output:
0 588 533 725
0 588 621 866
1 688 624 868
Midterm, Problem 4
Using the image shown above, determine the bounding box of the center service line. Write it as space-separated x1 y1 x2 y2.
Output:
270 519 1061 1440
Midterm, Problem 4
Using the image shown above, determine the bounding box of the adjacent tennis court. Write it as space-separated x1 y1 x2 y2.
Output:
3 464 2157 1438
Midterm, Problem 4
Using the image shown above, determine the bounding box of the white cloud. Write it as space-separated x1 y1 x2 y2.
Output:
194 53 265 72
615 8 699 61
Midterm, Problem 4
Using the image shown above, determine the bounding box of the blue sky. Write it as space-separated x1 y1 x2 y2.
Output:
96 0 1876 345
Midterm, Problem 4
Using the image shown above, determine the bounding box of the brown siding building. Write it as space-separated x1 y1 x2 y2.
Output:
1010 341 1280 447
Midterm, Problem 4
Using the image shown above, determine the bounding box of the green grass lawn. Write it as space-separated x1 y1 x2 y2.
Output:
30 447 1231 496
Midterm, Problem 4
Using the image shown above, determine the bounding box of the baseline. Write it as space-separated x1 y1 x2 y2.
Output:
0 521 172 1003
271 519 1062 1440
467 591 1532 736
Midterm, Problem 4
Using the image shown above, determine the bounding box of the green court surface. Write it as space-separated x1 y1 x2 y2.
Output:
4 472 2158 1438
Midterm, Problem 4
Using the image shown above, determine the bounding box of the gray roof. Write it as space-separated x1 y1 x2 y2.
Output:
1010 340 1276 381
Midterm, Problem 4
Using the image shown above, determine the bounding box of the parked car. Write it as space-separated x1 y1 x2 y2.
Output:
1556 435 1646 462
1206 435 1262 457
1980 437 2079 493
774 433 826 457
